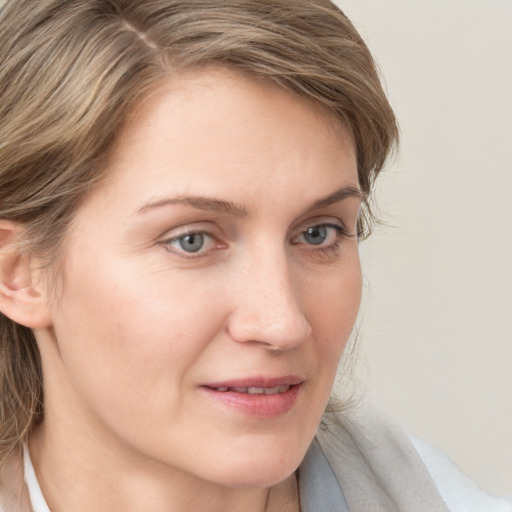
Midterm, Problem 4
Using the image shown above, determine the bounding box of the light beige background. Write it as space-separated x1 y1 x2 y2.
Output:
335 0 512 497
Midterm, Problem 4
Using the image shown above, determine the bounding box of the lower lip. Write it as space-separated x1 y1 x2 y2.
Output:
200 384 301 418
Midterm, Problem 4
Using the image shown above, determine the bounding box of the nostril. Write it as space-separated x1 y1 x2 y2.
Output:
226 258 311 349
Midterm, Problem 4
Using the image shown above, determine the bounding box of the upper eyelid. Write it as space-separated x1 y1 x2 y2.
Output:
159 221 221 240
292 223 345 242
292 217 349 236
163 230 217 248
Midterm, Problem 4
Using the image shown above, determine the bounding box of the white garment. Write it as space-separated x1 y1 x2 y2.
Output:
22 445 49 512
409 435 512 512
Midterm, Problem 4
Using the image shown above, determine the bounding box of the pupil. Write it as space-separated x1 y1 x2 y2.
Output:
179 234 204 252
304 226 327 245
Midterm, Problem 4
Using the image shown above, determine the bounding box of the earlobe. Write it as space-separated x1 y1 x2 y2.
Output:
0 221 52 328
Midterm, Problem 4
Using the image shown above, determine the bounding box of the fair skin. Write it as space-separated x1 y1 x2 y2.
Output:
5 68 362 511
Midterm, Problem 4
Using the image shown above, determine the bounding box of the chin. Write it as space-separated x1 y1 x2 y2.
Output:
220 465 299 490
203 440 306 489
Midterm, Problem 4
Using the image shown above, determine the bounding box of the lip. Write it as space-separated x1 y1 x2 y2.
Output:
200 375 303 418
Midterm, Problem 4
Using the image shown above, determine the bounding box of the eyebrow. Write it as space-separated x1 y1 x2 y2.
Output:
138 196 249 217
137 185 362 217
309 185 362 209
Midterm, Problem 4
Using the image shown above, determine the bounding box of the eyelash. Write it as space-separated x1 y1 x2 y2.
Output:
160 222 354 259
162 230 221 258
291 223 352 256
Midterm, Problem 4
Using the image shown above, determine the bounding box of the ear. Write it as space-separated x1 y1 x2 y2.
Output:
0 221 52 328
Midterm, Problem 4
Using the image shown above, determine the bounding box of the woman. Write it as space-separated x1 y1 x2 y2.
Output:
0 1 510 511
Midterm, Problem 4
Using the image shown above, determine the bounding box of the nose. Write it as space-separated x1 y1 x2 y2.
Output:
226 250 312 351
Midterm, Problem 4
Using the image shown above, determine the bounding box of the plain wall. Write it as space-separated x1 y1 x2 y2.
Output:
335 0 512 497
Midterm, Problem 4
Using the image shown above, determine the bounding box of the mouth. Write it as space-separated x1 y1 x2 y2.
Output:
200 377 303 417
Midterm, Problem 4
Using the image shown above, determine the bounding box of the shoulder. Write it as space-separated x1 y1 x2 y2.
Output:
409 434 512 512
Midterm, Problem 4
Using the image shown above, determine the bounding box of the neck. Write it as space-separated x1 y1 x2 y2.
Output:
28 419 299 512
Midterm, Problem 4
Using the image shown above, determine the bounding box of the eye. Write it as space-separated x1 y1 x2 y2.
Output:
163 231 220 256
303 225 330 245
174 233 205 253
294 223 346 248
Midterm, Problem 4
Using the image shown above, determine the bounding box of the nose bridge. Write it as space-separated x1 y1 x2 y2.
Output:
227 243 311 349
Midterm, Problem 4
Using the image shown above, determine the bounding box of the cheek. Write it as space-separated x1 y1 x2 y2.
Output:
302 263 362 409
305 259 362 358
50 253 226 412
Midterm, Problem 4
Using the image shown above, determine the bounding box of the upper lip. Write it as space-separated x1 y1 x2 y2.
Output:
202 375 303 389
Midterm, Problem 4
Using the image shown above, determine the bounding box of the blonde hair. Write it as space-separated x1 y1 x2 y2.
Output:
0 0 398 464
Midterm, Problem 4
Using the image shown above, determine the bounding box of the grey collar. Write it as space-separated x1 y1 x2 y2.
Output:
299 438 350 512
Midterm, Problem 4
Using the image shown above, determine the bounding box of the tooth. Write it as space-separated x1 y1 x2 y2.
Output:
220 385 291 395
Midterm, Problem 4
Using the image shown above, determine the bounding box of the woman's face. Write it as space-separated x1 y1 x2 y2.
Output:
40 68 362 487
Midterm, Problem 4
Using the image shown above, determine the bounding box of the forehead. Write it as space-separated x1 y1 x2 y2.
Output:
89 67 358 214
119 67 351 151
